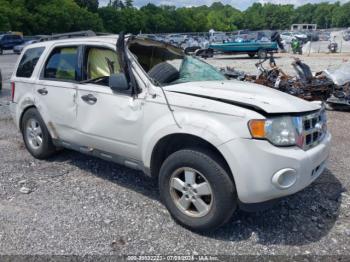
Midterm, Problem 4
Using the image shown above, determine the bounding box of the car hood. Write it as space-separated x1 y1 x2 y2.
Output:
164 80 321 115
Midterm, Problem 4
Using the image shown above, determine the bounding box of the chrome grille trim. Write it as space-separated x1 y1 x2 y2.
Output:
300 109 327 150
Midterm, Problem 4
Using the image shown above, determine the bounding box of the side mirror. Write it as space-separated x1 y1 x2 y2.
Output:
109 73 129 91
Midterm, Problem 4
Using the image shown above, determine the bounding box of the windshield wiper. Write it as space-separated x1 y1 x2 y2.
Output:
79 76 108 84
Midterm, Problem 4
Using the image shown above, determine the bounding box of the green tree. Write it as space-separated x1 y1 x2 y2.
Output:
243 3 266 30
124 0 133 8
111 0 124 9
98 6 125 33
332 2 350 27
74 0 99 12
0 0 12 31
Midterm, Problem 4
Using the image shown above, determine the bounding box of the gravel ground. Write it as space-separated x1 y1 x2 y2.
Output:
0 53 349 257
208 52 350 75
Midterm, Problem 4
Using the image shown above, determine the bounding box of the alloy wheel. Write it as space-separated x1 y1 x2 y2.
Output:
169 167 213 218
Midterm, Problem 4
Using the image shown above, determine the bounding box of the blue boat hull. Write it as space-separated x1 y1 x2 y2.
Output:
209 41 278 53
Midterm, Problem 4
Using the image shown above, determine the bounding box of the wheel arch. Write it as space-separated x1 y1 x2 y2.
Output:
19 105 37 131
149 133 234 183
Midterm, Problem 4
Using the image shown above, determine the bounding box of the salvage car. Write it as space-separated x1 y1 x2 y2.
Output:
325 63 350 109
10 33 331 231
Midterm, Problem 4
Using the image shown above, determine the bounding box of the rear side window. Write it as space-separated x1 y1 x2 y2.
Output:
16 47 45 78
44 46 78 81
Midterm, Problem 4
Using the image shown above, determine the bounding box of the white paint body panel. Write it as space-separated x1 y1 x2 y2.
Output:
10 36 331 205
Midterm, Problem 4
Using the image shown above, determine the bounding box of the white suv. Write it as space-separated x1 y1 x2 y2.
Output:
10 34 331 231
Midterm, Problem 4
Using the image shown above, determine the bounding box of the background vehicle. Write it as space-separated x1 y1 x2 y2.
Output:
0 34 23 54
318 31 331 41
280 32 307 44
343 30 350 41
10 34 331 232
13 40 39 54
209 31 228 42
165 34 187 45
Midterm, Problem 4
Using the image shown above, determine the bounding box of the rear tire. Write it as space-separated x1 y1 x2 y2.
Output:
159 149 237 231
257 49 267 60
0 47 3 55
21 108 57 159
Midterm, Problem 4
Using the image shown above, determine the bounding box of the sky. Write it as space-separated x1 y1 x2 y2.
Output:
99 0 348 11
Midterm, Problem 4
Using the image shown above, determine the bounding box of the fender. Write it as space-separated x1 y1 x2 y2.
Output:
141 109 249 169
16 92 58 139
15 94 36 130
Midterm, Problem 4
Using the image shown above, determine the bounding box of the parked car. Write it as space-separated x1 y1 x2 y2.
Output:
209 31 228 43
140 34 163 42
304 31 319 42
318 31 331 41
10 33 331 231
280 31 308 44
13 40 39 54
165 34 186 45
0 34 23 54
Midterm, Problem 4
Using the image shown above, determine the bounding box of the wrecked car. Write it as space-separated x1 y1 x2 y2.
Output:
324 63 350 110
10 33 331 231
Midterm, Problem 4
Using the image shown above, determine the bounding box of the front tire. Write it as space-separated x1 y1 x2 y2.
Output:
21 108 56 159
159 149 237 231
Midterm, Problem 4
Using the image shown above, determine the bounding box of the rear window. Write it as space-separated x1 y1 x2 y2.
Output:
16 47 45 78
44 46 78 81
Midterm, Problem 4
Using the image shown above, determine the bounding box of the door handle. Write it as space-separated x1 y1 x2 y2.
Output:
37 88 48 95
81 94 97 104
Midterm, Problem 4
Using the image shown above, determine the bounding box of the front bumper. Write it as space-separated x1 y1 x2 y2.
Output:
219 132 331 203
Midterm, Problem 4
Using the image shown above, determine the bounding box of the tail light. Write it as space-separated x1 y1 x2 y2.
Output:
11 81 15 102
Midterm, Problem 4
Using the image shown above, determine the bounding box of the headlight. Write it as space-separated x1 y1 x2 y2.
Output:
248 116 302 146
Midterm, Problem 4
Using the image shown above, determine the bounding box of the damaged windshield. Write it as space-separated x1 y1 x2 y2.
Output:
172 56 226 84
128 37 227 86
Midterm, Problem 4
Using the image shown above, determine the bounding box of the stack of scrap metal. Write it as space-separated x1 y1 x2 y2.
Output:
221 57 350 110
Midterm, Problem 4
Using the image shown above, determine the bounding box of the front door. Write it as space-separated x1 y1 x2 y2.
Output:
75 45 144 161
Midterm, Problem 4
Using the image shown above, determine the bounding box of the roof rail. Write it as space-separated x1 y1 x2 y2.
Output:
39 30 96 42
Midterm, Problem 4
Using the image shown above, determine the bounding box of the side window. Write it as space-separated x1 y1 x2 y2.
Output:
44 46 78 81
84 47 120 83
16 47 45 78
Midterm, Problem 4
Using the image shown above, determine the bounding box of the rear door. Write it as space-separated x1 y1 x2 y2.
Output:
34 45 80 141
74 44 144 160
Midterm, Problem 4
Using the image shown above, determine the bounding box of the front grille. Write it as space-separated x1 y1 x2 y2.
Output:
301 109 327 150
